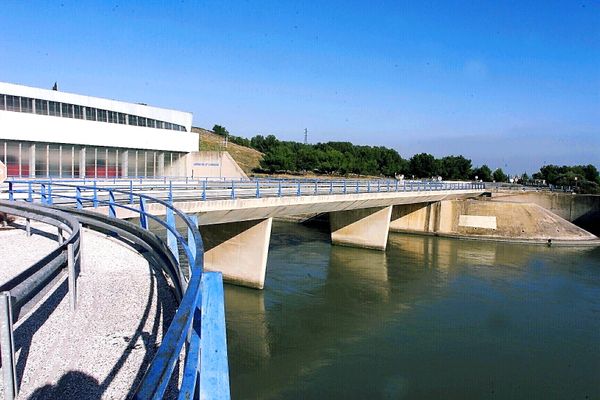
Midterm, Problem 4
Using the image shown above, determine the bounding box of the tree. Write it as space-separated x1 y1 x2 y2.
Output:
439 155 472 180
471 165 492 182
408 153 438 178
493 168 508 182
212 124 229 137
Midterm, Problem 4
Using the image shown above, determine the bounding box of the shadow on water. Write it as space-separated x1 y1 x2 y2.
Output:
227 222 600 400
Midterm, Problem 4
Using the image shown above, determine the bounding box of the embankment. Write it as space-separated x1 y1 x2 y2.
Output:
390 199 599 245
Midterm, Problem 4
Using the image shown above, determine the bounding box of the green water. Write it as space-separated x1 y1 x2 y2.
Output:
224 222 600 399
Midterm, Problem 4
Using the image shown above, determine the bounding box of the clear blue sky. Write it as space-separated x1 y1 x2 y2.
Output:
1 1 598 174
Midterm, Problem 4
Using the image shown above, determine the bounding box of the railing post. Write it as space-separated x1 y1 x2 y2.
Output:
108 190 117 218
355 181 359 193
41 183 47 204
395 180 399 192
0 292 17 400
47 183 53 204
67 243 77 311
278 181 282 197
27 182 33 202
26 218 31 237
169 180 173 203
58 228 64 245
377 180 380 192
93 181 98 208
8 181 13 201
297 182 301 196
343 180 347 194
231 181 236 199
166 203 180 265
129 180 134 204
202 180 207 201
139 197 148 230
76 186 83 209
315 180 319 195
187 215 199 277
329 181 333 195
368 181 371 193
255 181 260 198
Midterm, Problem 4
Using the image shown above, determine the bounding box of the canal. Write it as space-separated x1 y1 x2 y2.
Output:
225 221 600 399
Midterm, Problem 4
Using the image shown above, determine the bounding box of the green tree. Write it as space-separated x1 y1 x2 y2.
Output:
212 124 229 137
493 168 508 182
408 153 438 178
439 155 472 180
471 165 493 181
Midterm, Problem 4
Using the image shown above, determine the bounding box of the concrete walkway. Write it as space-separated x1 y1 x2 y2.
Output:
0 222 178 399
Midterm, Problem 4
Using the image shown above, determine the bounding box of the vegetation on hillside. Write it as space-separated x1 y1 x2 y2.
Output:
533 164 600 194
207 125 599 193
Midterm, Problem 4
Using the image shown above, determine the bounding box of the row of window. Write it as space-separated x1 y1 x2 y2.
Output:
0 94 187 132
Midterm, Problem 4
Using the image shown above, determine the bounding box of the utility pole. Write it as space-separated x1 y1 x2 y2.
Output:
304 128 308 145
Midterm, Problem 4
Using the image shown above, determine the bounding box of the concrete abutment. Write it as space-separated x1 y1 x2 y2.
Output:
329 206 393 251
201 218 272 289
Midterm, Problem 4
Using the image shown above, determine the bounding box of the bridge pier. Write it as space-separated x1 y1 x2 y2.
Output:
201 218 272 289
329 206 393 251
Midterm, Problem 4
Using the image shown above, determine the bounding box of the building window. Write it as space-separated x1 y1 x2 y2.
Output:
164 122 172 130
138 117 147 127
128 115 138 126
74 105 84 119
108 111 117 123
156 120 164 129
97 109 108 122
35 99 49 115
0 94 5 110
21 97 33 113
48 101 61 116
117 113 126 124
5 96 19 111
85 107 97 121
62 103 74 118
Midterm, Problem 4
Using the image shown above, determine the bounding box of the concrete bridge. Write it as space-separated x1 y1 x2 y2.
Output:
4 178 484 289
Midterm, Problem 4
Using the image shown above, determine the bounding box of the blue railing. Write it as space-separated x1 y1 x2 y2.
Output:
4 178 485 204
3 181 230 399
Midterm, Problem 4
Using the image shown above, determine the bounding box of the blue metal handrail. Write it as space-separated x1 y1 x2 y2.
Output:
4 181 229 400
5 178 485 206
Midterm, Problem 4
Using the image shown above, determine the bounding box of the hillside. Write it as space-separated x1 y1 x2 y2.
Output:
193 127 263 174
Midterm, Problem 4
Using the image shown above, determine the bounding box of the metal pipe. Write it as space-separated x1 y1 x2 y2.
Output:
0 292 17 400
68 243 77 311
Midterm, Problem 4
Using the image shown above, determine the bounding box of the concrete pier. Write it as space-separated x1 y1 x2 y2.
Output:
202 218 273 289
330 206 393 251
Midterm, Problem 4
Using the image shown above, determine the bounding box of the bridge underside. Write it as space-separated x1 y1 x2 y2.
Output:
105 190 482 289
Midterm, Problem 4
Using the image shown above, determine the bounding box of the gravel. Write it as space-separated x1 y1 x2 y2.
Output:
0 226 179 399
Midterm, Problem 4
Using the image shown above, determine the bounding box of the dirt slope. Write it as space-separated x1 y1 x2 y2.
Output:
193 127 263 174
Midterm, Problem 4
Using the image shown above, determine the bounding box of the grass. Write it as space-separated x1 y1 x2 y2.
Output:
193 127 263 174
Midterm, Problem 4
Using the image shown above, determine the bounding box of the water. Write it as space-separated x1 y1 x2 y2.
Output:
224 221 600 399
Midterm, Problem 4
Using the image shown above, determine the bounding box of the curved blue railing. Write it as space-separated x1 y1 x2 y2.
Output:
2 180 229 400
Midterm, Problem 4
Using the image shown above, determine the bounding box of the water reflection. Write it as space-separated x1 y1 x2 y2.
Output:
226 222 600 400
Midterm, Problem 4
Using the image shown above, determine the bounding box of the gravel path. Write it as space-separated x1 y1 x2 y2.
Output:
0 218 61 283
0 226 178 399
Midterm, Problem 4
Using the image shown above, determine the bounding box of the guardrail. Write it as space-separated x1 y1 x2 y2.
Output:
2 182 230 399
0 200 81 400
4 178 485 204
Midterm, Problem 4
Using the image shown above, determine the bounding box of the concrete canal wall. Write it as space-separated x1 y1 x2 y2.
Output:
488 192 600 234
389 199 599 244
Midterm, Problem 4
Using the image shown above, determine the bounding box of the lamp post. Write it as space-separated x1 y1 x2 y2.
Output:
574 176 578 192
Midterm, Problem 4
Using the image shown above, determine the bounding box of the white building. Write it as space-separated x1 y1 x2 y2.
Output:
0 81 198 178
